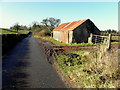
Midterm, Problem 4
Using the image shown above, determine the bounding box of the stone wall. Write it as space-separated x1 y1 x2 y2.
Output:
2 33 31 55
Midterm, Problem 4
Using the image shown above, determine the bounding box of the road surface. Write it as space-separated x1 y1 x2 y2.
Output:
2 35 66 88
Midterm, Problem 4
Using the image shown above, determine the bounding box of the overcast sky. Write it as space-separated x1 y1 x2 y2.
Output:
0 1 119 31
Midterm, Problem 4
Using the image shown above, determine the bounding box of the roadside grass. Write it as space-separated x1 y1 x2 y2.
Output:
34 35 93 46
44 37 94 46
0 29 29 34
46 37 120 45
34 34 119 46
55 49 119 88
44 37 68 46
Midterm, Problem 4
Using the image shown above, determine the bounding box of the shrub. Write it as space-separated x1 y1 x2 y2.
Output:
38 30 51 36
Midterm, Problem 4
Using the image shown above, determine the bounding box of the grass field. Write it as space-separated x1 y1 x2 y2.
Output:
111 36 119 41
0 29 29 34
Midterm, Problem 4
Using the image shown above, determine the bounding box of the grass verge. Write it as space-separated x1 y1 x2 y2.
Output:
34 35 93 46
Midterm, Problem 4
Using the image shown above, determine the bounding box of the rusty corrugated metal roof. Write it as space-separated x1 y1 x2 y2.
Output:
53 19 88 31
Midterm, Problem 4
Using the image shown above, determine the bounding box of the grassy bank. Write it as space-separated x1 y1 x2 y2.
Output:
34 35 93 46
34 34 120 46
34 33 119 88
55 49 119 88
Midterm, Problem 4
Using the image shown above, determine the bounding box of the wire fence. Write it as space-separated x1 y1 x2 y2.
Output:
92 34 108 44
88 33 111 50
42 33 112 64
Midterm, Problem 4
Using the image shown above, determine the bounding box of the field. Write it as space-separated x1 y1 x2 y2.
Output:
0 29 29 34
55 49 119 88
41 38 119 88
111 36 119 41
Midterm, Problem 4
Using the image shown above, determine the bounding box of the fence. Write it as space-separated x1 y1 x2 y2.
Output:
88 33 111 50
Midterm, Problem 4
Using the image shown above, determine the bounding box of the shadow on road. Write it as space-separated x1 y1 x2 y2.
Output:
2 34 66 88
2 37 31 88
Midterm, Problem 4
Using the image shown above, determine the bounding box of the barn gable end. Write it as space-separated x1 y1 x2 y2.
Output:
53 19 100 44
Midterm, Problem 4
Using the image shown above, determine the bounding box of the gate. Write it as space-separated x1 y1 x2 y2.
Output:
88 33 112 50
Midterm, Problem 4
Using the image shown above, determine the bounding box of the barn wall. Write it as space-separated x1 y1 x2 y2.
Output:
93 26 100 35
53 31 62 42
72 19 100 43
53 19 100 44
53 31 71 44
72 22 89 43
68 31 73 43
85 19 100 35
61 31 69 43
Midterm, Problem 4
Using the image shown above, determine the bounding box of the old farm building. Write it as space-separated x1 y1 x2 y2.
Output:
53 19 100 44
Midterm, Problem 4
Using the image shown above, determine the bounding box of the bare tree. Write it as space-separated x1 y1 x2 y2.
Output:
41 19 49 26
13 23 21 32
41 17 61 31
31 21 41 32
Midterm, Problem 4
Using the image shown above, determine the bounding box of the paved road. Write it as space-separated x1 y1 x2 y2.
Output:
2 35 66 88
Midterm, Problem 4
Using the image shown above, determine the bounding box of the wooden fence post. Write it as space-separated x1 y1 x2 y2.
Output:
107 34 111 50
88 33 93 43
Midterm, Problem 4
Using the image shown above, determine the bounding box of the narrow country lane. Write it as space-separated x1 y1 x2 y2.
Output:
2 35 66 88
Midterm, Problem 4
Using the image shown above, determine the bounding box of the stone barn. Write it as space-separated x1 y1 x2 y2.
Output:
53 19 100 44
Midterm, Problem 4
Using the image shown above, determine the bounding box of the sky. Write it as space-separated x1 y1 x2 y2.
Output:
0 1 119 31
1 0 119 2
